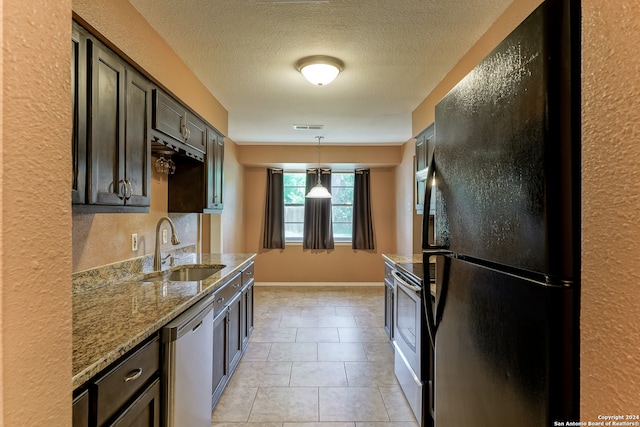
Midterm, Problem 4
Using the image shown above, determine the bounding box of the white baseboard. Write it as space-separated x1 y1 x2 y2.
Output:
254 282 382 287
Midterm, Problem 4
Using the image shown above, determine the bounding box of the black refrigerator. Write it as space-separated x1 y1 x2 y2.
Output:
421 0 581 425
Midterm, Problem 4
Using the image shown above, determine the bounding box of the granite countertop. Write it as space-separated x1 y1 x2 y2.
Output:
72 252 256 389
381 253 423 265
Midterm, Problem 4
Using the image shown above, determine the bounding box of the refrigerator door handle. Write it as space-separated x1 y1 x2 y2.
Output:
423 249 452 348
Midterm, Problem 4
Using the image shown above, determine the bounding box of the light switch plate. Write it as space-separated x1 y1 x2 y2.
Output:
162 229 168 244
131 233 138 251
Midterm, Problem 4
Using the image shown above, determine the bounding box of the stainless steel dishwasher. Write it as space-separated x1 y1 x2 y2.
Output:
162 294 214 427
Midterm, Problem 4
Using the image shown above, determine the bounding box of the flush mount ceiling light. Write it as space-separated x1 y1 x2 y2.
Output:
306 136 332 199
296 55 344 86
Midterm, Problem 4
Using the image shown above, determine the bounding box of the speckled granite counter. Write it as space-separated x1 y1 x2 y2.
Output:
72 252 256 389
381 253 423 265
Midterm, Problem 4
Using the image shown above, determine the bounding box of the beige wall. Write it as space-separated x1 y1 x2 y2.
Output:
1 0 73 425
243 158 397 282
581 0 640 416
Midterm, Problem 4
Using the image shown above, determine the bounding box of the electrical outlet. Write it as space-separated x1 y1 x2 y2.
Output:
131 233 138 251
162 229 168 244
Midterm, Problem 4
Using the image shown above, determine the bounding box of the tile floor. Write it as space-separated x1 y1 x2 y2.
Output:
211 285 419 427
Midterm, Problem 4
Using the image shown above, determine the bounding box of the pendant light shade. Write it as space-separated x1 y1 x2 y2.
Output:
296 56 344 86
306 136 332 199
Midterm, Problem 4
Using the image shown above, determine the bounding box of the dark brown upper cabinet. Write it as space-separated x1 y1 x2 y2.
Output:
72 22 151 213
415 123 434 214
152 89 207 160
71 23 88 205
168 127 224 214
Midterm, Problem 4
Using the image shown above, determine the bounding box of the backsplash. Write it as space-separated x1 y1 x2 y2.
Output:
72 245 197 294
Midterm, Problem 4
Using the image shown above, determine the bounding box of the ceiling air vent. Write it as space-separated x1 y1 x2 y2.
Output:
293 124 324 131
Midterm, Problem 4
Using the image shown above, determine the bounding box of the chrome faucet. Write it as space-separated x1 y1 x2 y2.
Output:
154 216 181 271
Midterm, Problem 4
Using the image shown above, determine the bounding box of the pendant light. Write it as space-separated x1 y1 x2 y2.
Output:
306 136 332 199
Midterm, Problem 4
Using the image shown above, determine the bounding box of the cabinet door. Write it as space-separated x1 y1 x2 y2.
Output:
241 280 254 350
384 278 394 341
415 124 434 214
212 309 228 408
185 113 207 154
227 293 243 374
89 41 126 205
109 379 160 427
124 68 151 206
205 129 224 211
72 389 89 427
152 89 186 144
71 23 87 205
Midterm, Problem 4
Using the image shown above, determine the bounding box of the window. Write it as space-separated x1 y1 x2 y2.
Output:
331 172 354 242
283 172 306 242
283 171 354 242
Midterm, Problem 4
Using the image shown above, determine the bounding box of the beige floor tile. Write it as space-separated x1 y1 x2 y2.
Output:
285 423 355 427
300 306 338 317
212 423 283 427
268 342 318 361
211 386 257 422
296 328 340 343
379 385 418 422
355 423 419 427
354 315 385 328
317 316 358 328
319 387 389 422
249 387 319 423
251 327 298 343
344 361 398 387
290 361 347 386
338 327 388 343
362 342 395 362
243 342 272 361
281 316 321 328
318 343 367 362
227 361 292 388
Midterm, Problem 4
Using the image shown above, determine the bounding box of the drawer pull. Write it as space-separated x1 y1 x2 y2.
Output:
123 368 143 383
233 283 240 288
216 297 225 304
192 320 203 333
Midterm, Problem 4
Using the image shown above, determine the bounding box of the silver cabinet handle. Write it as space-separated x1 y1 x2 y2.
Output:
391 270 421 293
216 297 225 304
123 368 142 383
125 179 133 200
117 179 126 200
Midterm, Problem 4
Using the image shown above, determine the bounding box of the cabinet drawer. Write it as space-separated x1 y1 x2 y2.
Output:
94 336 160 426
213 272 242 316
241 263 254 285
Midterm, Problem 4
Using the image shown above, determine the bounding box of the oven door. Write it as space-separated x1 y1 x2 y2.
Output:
392 270 423 423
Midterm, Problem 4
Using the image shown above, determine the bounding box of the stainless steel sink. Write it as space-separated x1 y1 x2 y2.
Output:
168 265 225 282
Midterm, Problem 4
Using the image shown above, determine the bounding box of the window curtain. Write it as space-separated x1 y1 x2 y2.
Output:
352 168 375 250
263 168 285 249
303 169 334 250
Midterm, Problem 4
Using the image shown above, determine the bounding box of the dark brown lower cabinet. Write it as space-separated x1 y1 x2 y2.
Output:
211 291 242 409
72 335 160 427
72 389 89 427
211 307 228 407
109 379 160 427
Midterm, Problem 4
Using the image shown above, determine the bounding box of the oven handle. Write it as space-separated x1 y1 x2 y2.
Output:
391 270 421 293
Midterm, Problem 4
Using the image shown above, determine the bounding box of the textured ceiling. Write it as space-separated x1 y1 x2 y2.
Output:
128 0 514 145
